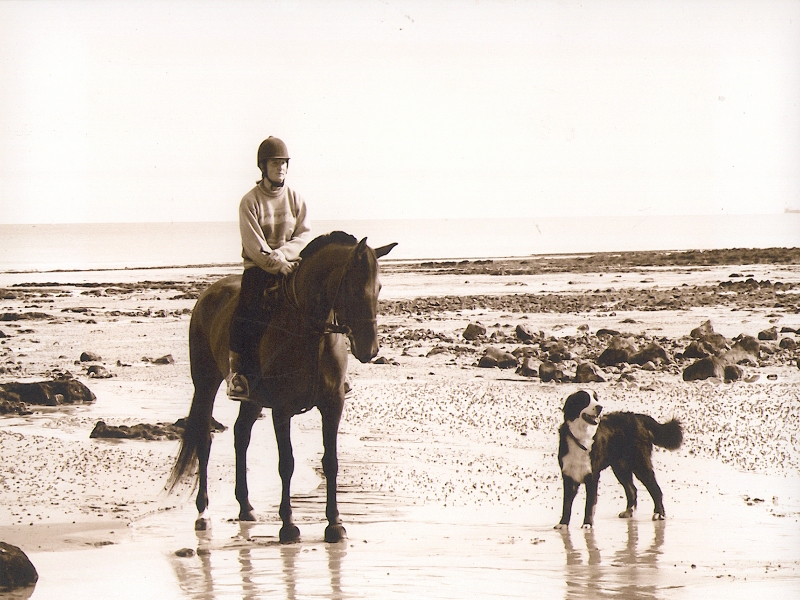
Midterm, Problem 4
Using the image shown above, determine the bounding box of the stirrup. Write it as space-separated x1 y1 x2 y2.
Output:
227 373 251 401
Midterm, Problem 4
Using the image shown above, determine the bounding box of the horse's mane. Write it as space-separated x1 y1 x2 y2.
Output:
300 231 358 259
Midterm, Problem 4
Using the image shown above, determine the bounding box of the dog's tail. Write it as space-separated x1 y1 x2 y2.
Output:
643 416 683 450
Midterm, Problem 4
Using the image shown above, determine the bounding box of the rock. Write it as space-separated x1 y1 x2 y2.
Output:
690 320 715 339
0 330 7 338
682 340 712 359
87 365 113 379
462 322 486 341
515 357 539 378
630 342 671 366
515 324 537 342
595 328 620 337
779 337 797 350
175 548 195 558
683 357 726 381
0 542 38 589
90 420 187 441
767 373 778 380
0 379 95 406
152 354 175 365
0 388 31 416
172 416 227 432
539 361 564 383
79 351 102 362
780 326 797 334
640 361 657 371
478 347 518 369
597 336 638 366
758 327 778 341
541 339 571 362
574 362 606 383
724 364 743 382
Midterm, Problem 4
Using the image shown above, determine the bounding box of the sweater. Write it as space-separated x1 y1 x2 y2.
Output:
239 181 312 273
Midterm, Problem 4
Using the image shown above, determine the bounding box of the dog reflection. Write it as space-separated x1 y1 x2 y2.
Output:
171 522 348 599
559 521 664 599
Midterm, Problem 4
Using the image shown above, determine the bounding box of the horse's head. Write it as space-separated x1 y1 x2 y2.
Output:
337 237 397 363
295 232 397 364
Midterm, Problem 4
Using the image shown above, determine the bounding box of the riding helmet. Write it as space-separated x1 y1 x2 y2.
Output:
257 137 290 167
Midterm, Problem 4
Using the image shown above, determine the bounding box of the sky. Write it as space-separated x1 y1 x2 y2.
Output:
1 0 798 224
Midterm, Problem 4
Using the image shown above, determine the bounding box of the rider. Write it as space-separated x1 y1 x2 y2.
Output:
227 137 312 401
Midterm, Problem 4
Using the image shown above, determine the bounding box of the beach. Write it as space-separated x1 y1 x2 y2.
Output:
0 248 799 598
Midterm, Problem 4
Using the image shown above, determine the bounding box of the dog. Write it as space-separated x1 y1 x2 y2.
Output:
555 389 683 528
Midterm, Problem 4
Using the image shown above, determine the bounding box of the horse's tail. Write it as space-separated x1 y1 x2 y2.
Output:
166 315 221 494
166 407 207 493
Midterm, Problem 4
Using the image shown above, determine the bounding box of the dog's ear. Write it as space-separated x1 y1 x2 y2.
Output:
563 390 591 421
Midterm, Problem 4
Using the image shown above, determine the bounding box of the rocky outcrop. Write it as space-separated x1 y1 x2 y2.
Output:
0 378 95 408
574 362 606 383
0 542 38 589
90 417 227 440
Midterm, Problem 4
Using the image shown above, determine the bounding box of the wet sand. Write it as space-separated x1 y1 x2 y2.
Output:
0 249 799 598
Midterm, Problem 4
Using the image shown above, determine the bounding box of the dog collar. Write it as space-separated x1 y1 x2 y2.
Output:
567 429 589 452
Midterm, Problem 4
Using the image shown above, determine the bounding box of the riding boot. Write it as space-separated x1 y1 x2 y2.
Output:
227 350 250 401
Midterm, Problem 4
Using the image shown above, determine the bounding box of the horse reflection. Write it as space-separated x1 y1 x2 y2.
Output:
171 522 349 599
559 521 664 600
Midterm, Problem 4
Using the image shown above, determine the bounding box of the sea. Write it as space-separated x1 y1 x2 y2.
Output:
0 215 798 273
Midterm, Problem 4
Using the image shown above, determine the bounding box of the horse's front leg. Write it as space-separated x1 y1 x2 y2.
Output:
273 412 300 543
321 402 347 543
234 400 262 521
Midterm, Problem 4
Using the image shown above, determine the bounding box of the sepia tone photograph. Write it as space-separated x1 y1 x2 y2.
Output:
0 1 798 598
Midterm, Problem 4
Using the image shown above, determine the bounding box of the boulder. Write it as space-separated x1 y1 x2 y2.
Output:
597 336 637 367
542 340 571 362
724 364 743 382
683 357 726 381
0 379 95 406
630 342 671 366
574 362 606 383
515 357 539 378
91 416 227 440
0 542 38 589
539 361 564 383
515 324 538 342
79 351 102 362
779 337 797 350
87 365 112 379
462 322 487 341
681 340 712 359
690 320 715 339
758 327 778 341
478 347 518 369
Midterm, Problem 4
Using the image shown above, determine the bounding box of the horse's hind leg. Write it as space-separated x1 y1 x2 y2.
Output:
321 403 346 543
273 411 300 543
191 385 219 531
234 400 262 521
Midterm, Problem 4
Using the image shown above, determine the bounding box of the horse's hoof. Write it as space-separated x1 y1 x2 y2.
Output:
580 523 593 530
618 509 634 519
554 523 568 530
238 509 256 522
279 524 301 544
324 524 347 543
652 512 666 521
195 517 211 531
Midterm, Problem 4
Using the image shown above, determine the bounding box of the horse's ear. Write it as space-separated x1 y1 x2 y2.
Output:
356 237 368 255
374 242 398 259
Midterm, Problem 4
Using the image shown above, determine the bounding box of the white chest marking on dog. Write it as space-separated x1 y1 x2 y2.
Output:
561 420 596 483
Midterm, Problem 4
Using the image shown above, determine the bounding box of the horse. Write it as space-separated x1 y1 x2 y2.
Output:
168 231 396 543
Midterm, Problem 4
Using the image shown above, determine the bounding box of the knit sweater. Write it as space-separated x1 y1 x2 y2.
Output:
239 181 312 273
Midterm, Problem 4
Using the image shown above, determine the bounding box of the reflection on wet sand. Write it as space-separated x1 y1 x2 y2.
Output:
560 521 664 599
171 521 348 599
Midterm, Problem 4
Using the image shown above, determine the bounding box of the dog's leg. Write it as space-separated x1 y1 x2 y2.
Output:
582 474 599 528
611 464 638 518
634 466 666 520
556 477 580 528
